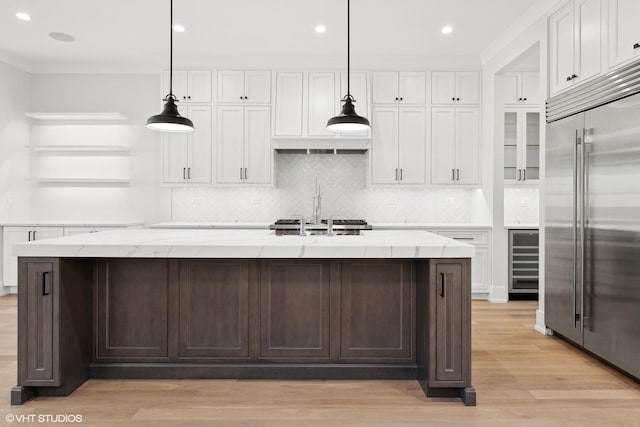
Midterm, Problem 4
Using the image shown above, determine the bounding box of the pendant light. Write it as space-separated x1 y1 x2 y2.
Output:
326 0 370 133
146 0 194 132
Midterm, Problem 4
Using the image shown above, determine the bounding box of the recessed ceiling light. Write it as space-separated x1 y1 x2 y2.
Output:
315 25 327 34
441 26 453 34
49 32 75 43
173 24 185 32
16 12 31 21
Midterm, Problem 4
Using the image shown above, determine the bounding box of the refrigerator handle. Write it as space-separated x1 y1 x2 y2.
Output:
573 130 579 328
582 128 593 331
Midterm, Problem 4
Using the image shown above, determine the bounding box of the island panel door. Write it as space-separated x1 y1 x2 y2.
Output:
340 260 414 361
259 260 331 359
96 259 169 359
178 260 249 358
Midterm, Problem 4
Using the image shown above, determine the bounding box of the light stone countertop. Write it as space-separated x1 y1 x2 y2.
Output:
0 220 144 227
148 222 493 230
13 229 475 259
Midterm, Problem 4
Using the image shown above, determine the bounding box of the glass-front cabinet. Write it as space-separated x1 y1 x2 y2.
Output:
504 108 540 184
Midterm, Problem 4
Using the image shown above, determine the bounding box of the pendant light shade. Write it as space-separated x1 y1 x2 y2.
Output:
326 95 370 132
146 0 194 133
327 0 370 133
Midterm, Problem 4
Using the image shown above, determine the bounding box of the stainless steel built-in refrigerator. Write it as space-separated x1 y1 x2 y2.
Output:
545 61 640 380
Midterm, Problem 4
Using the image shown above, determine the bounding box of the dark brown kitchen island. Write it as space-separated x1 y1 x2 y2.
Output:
11 229 476 406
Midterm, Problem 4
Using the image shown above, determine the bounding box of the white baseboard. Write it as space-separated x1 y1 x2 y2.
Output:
472 292 490 300
534 309 551 335
488 285 508 303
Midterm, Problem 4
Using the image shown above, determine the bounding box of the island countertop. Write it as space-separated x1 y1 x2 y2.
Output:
13 229 475 259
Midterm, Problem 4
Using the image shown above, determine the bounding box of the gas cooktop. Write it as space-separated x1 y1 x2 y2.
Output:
270 219 372 235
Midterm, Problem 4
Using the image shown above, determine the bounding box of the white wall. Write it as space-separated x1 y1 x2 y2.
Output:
481 15 548 328
0 62 31 222
28 73 170 222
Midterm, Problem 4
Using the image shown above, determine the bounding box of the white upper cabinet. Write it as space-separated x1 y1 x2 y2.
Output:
608 0 640 68
273 71 370 139
431 71 480 105
217 105 271 184
274 72 304 137
162 105 212 184
370 106 425 185
549 0 602 96
500 72 541 105
163 69 212 103
372 72 426 104
503 108 541 185
217 70 271 104
431 107 479 185
307 72 338 137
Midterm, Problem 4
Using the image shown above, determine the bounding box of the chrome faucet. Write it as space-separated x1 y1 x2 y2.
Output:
312 173 321 224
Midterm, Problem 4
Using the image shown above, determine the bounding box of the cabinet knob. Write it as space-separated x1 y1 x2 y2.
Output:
451 97 455 101
399 97 403 101
523 97 527 101
634 43 640 49
518 97 523 101
187 96 191 99
183 96 187 99
395 97 399 101
456 97 460 101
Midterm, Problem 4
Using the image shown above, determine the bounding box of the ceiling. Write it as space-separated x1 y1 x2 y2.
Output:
1 0 538 70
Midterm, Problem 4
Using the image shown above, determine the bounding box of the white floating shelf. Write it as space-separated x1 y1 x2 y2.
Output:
29 145 130 153
25 112 129 121
35 178 131 185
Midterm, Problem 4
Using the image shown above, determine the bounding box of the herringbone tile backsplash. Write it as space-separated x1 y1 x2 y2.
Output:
172 153 475 223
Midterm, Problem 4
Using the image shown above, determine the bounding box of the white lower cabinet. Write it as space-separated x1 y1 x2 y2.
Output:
2 227 64 289
436 229 491 298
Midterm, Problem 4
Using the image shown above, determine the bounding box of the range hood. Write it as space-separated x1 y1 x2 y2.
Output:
272 138 370 154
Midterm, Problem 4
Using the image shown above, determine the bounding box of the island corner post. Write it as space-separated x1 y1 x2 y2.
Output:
12 255 475 406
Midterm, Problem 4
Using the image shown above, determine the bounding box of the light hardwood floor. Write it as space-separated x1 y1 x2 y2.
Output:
1 295 639 426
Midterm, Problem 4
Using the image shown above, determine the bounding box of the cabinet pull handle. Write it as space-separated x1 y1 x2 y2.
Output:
187 167 191 179
28 231 32 241
634 43 640 49
244 168 247 180
33 231 36 240
42 271 50 296
440 272 445 297
183 168 186 180
456 169 460 181
399 169 403 180
451 169 455 181
240 168 243 180
517 169 521 181
523 169 526 181
566 75 572 82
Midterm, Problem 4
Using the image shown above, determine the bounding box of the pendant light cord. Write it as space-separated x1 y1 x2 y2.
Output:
347 0 350 98
169 0 174 98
